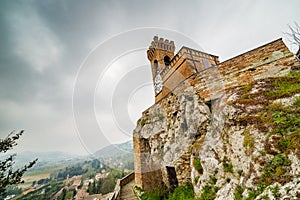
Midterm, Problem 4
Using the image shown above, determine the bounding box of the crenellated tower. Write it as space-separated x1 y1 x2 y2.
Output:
147 36 175 98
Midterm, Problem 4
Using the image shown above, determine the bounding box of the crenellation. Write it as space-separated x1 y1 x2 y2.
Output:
149 36 175 52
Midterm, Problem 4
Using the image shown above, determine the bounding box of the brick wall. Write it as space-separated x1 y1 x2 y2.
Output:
157 38 299 102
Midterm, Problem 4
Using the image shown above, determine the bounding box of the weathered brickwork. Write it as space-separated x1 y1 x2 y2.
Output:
134 37 300 192
152 38 298 102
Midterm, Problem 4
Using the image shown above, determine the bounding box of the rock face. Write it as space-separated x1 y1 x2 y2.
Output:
191 76 300 199
134 73 300 199
134 87 210 191
134 36 300 199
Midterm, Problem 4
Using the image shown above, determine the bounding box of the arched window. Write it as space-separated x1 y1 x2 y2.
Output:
154 60 158 73
164 56 170 67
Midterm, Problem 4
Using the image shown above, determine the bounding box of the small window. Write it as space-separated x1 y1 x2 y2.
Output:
164 56 170 67
154 60 158 73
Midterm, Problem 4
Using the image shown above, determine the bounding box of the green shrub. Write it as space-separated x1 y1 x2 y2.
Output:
194 176 199 183
199 185 218 200
223 162 233 173
140 119 148 127
270 154 291 166
168 182 194 200
209 175 217 185
270 185 280 198
245 184 266 200
234 185 244 200
193 158 203 174
140 185 168 200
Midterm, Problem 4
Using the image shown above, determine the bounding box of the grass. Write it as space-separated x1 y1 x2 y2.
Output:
230 71 300 112
266 77 300 99
224 71 300 198
229 71 300 158
259 154 291 186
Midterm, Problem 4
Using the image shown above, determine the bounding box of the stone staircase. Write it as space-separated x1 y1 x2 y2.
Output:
119 179 138 200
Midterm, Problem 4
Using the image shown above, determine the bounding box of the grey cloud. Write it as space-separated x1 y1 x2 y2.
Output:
0 0 299 155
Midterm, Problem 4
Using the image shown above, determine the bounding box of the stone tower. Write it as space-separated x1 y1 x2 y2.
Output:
147 36 175 101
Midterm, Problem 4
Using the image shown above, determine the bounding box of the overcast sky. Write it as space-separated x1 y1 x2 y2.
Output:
0 0 299 155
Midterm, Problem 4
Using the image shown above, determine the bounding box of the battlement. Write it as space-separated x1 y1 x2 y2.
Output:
147 36 175 61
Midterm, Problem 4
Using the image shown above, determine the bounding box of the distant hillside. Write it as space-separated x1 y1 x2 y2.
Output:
19 151 78 162
0 151 80 169
0 140 134 172
93 140 133 159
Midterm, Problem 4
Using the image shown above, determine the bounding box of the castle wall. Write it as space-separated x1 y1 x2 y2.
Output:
159 39 299 102
134 37 300 192
156 47 219 103
133 88 211 192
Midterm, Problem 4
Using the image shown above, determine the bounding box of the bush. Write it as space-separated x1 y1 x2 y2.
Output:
140 185 168 200
168 182 194 200
199 185 218 200
140 119 148 127
270 154 291 166
209 175 217 185
193 158 203 174
223 162 233 173
234 185 244 200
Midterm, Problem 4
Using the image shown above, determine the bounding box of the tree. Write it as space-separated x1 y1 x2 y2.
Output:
287 22 300 46
0 130 37 195
286 22 300 58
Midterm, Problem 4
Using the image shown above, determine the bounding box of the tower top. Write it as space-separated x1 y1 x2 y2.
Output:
147 36 175 61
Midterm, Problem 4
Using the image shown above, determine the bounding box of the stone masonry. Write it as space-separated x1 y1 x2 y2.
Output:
133 37 299 192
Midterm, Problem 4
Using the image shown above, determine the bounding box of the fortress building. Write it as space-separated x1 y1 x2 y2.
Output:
133 36 299 192
147 36 297 104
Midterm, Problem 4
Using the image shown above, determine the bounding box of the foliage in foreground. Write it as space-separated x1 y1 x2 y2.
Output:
140 182 194 200
0 130 37 196
168 182 194 200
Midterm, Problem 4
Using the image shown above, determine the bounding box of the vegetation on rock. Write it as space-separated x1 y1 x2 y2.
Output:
193 158 203 174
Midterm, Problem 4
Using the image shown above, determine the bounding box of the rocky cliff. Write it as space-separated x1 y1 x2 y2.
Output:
134 69 300 199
